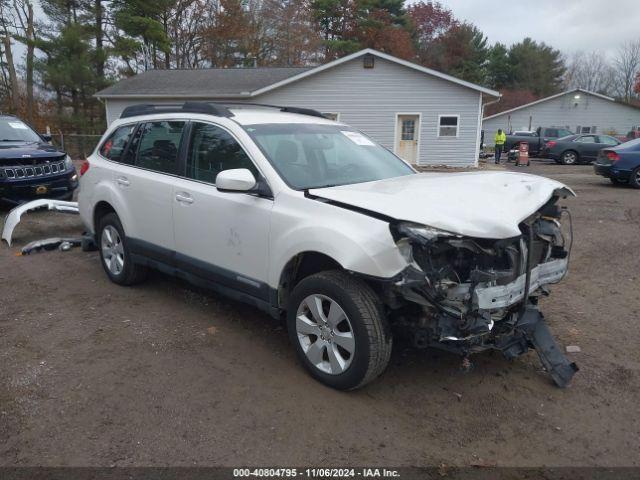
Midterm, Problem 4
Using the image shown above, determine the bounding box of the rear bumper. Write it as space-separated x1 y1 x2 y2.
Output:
0 170 78 204
594 162 630 180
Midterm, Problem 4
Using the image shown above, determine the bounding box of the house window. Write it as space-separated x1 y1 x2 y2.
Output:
322 113 340 121
363 54 375 69
438 115 459 137
577 125 596 134
401 119 415 140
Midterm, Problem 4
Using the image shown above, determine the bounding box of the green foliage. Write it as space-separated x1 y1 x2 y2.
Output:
358 0 406 26
36 23 99 126
311 0 413 59
486 43 512 89
112 0 173 66
507 38 565 96
427 23 488 84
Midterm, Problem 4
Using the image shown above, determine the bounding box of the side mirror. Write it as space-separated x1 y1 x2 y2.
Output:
41 133 52 142
216 168 257 192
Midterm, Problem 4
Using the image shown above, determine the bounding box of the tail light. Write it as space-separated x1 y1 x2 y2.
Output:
79 160 90 176
546 141 556 148
606 151 620 162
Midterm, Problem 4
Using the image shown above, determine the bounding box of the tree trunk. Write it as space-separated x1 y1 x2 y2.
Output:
163 14 170 69
95 0 104 78
25 3 35 122
2 34 20 112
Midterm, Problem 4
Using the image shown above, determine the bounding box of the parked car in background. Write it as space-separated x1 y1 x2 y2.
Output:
594 137 640 188
626 125 640 141
78 102 578 390
0 114 77 204
504 126 574 157
545 134 621 165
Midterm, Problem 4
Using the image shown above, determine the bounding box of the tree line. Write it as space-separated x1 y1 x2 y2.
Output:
1 0 639 135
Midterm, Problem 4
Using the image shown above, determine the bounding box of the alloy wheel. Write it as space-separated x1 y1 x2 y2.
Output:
295 294 355 375
563 152 577 164
101 225 125 276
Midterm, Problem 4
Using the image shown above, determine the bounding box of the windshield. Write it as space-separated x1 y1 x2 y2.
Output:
0 117 42 143
244 123 414 189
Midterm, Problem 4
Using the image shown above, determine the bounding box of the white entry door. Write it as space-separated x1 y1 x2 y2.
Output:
396 114 420 164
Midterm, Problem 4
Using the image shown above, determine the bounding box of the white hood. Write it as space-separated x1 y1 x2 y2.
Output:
309 171 574 239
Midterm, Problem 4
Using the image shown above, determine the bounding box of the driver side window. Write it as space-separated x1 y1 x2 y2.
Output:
186 122 258 184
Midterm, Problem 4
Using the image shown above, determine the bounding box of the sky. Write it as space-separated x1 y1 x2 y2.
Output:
437 0 640 58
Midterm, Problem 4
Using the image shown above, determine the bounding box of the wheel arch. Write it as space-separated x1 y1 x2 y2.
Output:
277 251 343 309
93 200 117 232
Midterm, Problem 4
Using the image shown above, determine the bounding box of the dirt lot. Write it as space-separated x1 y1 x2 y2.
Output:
1 159 639 468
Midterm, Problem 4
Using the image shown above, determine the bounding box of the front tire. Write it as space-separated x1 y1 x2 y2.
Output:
97 212 148 285
560 150 579 165
287 271 392 390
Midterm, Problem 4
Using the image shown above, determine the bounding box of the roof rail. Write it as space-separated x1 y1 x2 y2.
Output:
218 102 327 119
279 106 326 118
120 102 234 119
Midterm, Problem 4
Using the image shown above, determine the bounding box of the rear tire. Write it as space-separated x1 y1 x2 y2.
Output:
630 167 640 189
287 270 392 390
97 212 148 285
560 150 579 165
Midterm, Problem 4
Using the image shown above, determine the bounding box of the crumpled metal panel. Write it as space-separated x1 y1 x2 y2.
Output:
474 258 568 310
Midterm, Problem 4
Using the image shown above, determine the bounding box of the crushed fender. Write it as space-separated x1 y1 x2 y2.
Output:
20 237 83 255
2 199 79 246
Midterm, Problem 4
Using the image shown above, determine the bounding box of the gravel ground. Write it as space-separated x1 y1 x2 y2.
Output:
1 159 639 468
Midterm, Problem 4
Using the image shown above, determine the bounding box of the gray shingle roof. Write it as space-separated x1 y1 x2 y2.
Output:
95 67 313 98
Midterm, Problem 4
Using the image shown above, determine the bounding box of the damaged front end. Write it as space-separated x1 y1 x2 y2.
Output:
389 190 578 387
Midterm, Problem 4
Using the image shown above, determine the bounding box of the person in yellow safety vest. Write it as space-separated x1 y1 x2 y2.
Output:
494 129 507 164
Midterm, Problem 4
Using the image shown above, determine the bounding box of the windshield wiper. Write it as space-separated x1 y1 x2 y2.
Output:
0 139 30 142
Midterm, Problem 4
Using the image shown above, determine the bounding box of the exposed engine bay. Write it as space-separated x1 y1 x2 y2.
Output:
386 190 578 387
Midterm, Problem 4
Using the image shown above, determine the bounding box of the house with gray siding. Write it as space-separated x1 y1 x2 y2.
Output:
483 88 640 139
95 49 500 166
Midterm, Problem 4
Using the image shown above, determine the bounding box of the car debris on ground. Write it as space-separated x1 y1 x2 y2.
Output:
2 199 79 246
19 237 83 255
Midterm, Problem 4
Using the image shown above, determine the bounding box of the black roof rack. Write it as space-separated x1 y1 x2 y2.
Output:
120 102 234 119
220 102 327 119
119 101 327 120
279 106 326 118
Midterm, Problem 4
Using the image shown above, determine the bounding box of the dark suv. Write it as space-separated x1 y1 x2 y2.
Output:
0 115 77 204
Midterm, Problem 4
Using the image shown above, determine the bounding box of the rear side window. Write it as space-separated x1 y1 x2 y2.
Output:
186 122 258 184
136 121 186 175
100 125 135 162
545 128 558 138
598 135 619 145
558 129 573 137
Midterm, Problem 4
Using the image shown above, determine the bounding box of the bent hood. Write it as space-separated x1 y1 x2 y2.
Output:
309 171 574 239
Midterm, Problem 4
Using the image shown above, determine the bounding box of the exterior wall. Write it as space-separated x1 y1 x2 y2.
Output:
104 57 485 166
483 92 640 139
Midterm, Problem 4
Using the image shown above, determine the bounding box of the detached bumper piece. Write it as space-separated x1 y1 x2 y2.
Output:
20 237 83 255
500 305 578 388
1 199 79 246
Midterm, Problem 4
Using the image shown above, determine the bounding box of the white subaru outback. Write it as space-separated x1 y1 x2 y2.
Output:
78 102 578 390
